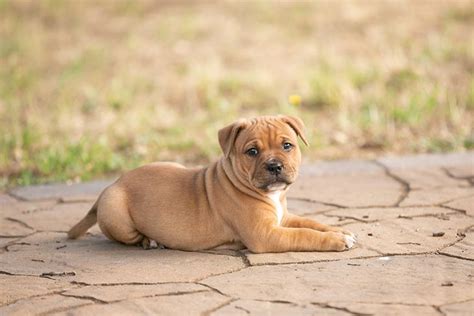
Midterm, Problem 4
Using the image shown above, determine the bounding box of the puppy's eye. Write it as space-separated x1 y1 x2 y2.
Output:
283 142 293 151
245 148 259 157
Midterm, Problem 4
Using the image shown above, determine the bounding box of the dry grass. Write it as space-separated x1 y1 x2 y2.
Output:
0 0 473 187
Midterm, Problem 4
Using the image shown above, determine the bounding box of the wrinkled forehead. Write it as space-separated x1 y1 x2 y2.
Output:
236 118 297 148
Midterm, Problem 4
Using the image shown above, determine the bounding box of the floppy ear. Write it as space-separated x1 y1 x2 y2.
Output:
280 115 309 146
218 119 248 158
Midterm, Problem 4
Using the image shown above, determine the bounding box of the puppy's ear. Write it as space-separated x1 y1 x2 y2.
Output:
218 119 248 158
280 115 309 146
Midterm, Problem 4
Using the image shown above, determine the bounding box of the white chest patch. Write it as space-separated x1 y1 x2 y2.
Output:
268 191 283 226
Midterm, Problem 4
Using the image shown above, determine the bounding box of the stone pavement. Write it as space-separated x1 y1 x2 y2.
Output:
1 152 473 315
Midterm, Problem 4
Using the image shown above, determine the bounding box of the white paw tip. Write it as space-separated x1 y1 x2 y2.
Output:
149 240 158 249
344 234 356 249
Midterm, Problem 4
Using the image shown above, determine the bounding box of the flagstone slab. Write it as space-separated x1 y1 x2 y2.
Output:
0 193 19 207
202 255 474 306
215 299 345 315
444 195 474 217
0 217 34 237
2 152 474 314
328 302 440 316
63 283 208 303
0 294 89 315
0 275 74 306
245 247 379 266
55 291 229 316
383 168 468 189
401 187 474 207
8 180 113 202
440 300 474 316
342 214 473 255
0 232 244 284
325 206 458 222
378 152 473 169
289 173 401 207
304 213 356 227
299 159 382 176
446 165 474 179
0 237 21 249
6 201 102 234
0 198 56 218
286 198 336 216
439 228 474 261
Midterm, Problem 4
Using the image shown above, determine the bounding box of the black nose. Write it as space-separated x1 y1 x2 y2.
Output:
266 159 283 175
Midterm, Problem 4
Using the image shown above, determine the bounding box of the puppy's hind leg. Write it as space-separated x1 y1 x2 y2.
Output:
97 187 145 246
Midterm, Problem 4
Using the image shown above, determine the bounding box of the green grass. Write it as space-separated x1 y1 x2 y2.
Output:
0 0 473 188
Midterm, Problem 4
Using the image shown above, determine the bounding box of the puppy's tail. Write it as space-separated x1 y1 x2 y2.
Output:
68 199 99 239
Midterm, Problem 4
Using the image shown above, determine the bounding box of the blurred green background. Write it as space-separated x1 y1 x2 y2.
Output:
0 0 473 188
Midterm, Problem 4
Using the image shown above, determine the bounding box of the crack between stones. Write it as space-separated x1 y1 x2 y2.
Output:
438 252 474 262
234 304 251 314
292 200 429 210
433 305 447 316
201 297 237 316
244 254 384 268
199 252 456 273
48 289 213 315
287 197 347 209
237 250 251 267
59 292 109 304
438 204 474 218
194 265 249 282
0 270 55 280
5 191 28 202
437 298 474 310
334 300 444 307
4 217 36 231
372 160 410 207
36 302 93 316
442 167 474 182
195 282 231 298
6 190 62 203
69 280 195 287
0 288 73 308
60 288 210 305
20 204 60 215
324 210 460 225
0 234 27 239
195 250 241 257
311 302 372 315
321 203 467 211
323 214 372 223
435 223 473 257
432 192 474 208
395 211 460 220
252 298 297 305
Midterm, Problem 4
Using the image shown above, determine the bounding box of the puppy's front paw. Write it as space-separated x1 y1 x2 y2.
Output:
325 231 357 251
328 227 357 242
343 233 356 249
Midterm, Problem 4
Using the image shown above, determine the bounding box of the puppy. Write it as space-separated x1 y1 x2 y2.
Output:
68 115 356 252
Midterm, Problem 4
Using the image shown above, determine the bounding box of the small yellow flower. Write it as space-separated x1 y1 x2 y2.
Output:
288 94 302 106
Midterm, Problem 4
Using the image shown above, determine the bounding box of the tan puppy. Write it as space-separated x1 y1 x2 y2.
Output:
68 115 356 252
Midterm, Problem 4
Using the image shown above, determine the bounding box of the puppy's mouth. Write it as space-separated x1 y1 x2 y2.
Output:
257 176 292 192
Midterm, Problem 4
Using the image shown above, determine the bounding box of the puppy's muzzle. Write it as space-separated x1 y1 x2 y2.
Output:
265 158 283 175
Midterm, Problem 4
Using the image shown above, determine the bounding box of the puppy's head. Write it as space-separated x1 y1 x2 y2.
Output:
218 115 308 193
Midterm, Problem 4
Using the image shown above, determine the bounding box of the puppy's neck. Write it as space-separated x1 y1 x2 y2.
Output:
267 190 283 226
219 157 263 200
